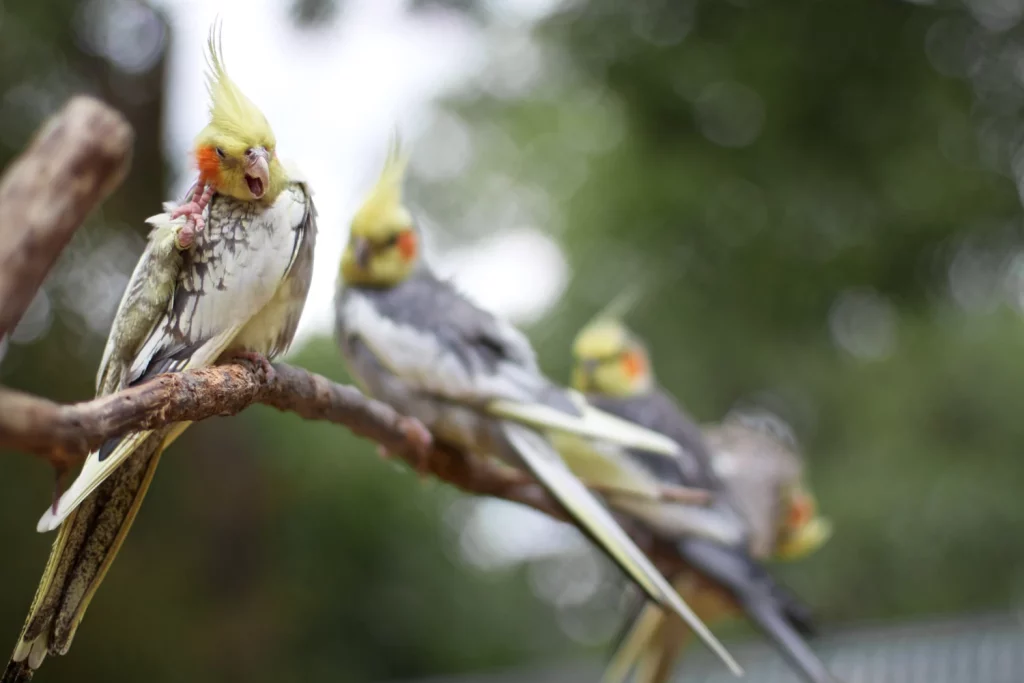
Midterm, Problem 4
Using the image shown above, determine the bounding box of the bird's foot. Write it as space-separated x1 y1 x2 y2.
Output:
229 351 276 383
170 183 214 249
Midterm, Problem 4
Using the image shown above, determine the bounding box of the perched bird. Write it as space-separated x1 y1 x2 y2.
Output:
566 315 837 683
333 141 742 677
4 26 317 682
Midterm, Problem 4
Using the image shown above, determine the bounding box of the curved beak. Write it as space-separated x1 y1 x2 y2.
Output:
244 147 271 199
353 236 372 270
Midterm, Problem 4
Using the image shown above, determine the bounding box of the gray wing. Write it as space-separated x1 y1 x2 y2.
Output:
588 390 722 490
337 269 575 412
95 223 183 396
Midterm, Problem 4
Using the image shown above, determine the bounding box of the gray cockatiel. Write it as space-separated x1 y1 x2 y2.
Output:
333 142 742 678
566 316 838 683
4 27 317 682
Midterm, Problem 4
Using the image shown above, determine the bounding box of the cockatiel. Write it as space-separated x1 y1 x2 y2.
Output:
3 26 317 682
333 141 742 677
566 316 837 683
704 413 832 563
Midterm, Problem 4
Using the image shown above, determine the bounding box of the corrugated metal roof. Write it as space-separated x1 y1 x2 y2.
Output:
405 612 1024 683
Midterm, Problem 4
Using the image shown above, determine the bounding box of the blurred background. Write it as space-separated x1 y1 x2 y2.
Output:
3 0 1024 681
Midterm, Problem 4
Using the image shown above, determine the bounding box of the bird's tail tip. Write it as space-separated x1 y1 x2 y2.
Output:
4 635 47 683
34 509 62 534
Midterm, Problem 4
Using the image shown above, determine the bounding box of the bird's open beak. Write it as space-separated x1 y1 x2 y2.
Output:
244 147 271 199
354 237 372 270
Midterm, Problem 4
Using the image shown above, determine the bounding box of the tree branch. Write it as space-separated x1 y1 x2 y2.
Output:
0 362 709 533
0 96 133 340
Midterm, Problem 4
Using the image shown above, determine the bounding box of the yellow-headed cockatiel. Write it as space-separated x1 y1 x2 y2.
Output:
565 315 836 683
3 25 317 682
333 141 743 678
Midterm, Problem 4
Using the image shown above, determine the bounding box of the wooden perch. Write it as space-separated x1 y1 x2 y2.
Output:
0 96 133 340
0 362 710 525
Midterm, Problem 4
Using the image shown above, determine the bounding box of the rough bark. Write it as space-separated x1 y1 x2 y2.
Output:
0 361 709 525
0 96 133 339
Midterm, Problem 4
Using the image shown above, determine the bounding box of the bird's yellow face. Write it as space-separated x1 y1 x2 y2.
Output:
571 320 653 397
774 484 832 560
341 211 419 287
194 130 285 204
193 26 287 204
340 142 420 288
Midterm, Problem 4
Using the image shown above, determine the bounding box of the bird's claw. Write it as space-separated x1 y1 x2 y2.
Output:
170 183 214 249
230 351 276 383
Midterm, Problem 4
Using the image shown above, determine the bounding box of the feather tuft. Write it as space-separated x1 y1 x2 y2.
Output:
350 130 411 237
201 20 274 146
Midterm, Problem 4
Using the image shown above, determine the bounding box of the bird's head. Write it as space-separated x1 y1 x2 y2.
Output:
774 484 833 560
192 24 287 204
340 138 419 287
571 318 653 397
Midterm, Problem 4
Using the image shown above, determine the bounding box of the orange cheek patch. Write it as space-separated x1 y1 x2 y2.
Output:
397 230 418 261
787 493 814 530
622 350 647 379
195 146 221 185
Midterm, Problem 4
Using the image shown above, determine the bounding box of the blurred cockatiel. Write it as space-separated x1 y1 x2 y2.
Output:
3 26 317 682
565 315 837 683
333 141 742 677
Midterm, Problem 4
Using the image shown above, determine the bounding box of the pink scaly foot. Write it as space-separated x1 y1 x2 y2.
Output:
170 182 214 249
229 350 276 383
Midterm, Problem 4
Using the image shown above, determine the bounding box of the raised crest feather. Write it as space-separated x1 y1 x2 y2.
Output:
202 20 274 144
582 284 647 336
351 129 411 232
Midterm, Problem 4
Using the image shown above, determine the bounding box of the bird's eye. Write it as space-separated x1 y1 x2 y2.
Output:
215 147 226 159
384 234 399 247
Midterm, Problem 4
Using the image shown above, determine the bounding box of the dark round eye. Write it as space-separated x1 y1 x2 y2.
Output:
215 147 226 159
384 234 399 247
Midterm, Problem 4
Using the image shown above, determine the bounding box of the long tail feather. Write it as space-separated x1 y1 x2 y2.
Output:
677 538 838 683
498 422 742 678
489 398 680 456
37 431 153 532
4 431 168 681
603 601 666 683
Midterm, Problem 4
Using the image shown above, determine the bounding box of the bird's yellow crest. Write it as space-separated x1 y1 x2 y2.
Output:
572 286 647 359
202 22 275 147
341 133 419 287
573 319 630 359
350 132 412 240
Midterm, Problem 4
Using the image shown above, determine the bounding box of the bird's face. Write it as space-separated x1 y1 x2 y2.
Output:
571 321 653 397
774 484 832 560
194 130 284 203
341 212 419 287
